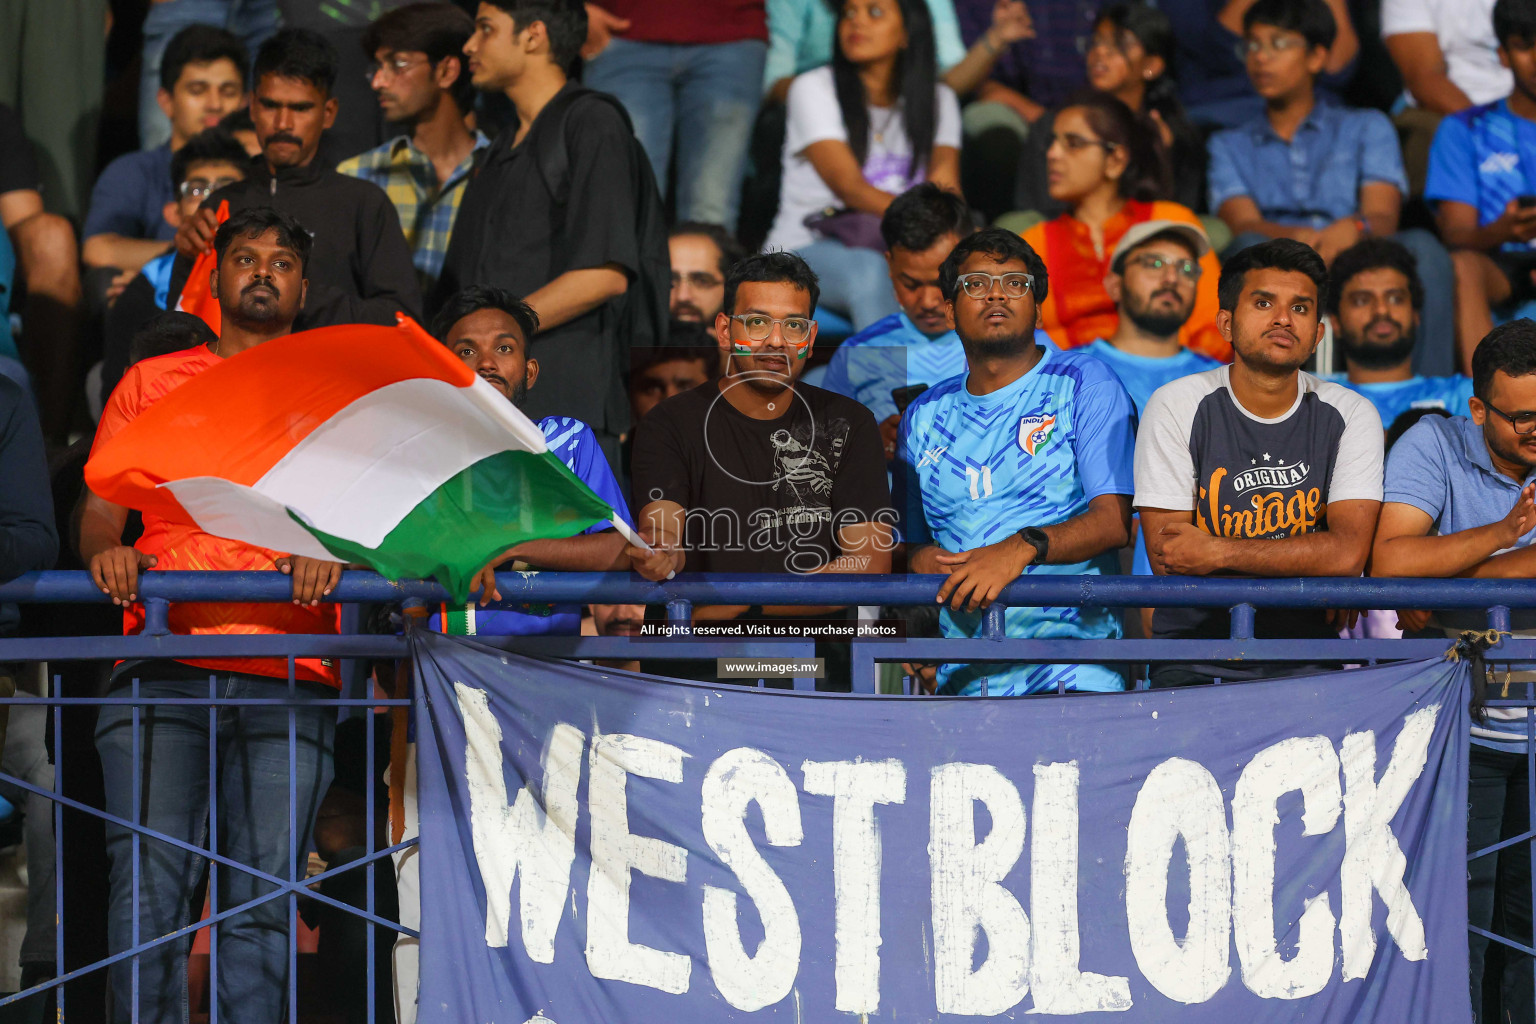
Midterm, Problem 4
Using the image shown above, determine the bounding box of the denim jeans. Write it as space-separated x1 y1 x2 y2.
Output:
583 37 766 230
797 238 900 331
96 671 335 1024
1469 744 1534 1024
138 0 279 150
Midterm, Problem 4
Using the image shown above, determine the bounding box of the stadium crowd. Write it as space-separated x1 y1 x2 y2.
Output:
2 0 1536 1019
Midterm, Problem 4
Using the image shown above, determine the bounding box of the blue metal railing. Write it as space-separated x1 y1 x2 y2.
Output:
0 570 1529 1022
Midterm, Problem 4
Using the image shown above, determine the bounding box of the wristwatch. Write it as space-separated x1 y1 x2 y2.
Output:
1017 527 1050 564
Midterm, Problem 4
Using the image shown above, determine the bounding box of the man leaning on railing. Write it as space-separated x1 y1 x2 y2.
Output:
78 206 346 1024
1371 317 1536 1021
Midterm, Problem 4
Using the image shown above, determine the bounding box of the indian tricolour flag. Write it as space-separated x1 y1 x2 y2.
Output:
85 315 643 599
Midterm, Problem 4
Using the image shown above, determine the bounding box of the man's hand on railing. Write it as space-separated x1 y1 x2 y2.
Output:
88 547 157 605
626 540 681 582
275 556 343 607
934 534 1037 613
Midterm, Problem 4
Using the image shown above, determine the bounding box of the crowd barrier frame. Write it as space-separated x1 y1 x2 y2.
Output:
0 569 1529 1022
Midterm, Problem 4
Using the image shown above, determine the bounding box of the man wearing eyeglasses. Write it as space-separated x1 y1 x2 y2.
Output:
894 228 1136 695
1085 220 1220 414
669 221 742 324
338 4 487 298
1370 317 1536 1024
629 251 892 674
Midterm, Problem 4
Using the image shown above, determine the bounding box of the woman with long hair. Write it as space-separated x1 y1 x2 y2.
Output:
764 0 961 329
1021 92 1228 360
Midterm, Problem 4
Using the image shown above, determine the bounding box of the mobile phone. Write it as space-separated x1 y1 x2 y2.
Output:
892 383 929 413
1518 195 1536 208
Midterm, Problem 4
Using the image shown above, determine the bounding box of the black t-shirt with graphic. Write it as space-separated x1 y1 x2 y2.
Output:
1134 368 1383 669
631 380 892 575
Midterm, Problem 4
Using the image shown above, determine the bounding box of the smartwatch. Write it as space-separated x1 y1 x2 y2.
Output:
1017 527 1050 564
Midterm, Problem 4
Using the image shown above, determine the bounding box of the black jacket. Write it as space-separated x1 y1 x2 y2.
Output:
169 158 422 329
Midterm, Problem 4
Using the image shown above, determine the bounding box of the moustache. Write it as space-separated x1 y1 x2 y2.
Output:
1365 316 1401 335
478 371 509 388
242 281 277 298
673 301 703 320
266 133 303 148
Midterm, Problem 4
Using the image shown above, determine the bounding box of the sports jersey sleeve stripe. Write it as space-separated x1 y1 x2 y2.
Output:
1133 370 1219 510
1318 383 1385 503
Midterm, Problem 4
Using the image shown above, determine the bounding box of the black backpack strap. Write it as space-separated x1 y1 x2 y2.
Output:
533 86 637 207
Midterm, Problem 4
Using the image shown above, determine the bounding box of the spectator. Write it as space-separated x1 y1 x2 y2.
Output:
102 130 250 397
169 28 422 329
0 0 107 219
0 102 82 443
824 183 1037 455
83 206 345 1024
1207 0 1457 376
83 26 249 285
1134 239 1383 686
894 227 1135 695
440 0 663 466
338 4 486 299
428 286 664 638
1159 0 1358 130
1084 220 1220 413
1428 0 1536 374
764 0 961 331
630 342 715 425
1325 237 1474 426
1021 93 1228 361
1370 318 1536 1024
1384 0 1509 114
629 251 893 633
581 1 766 229
669 221 744 323
136 2 277 152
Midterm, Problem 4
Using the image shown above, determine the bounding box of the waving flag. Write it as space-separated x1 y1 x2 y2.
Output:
174 200 229 333
85 316 641 599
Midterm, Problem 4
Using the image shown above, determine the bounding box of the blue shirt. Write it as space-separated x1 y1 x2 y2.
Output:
896 346 1137 695
1426 100 1536 253
430 416 633 637
1384 413 1536 749
1207 102 1408 228
142 251 176 310
1081 339 1222 414
83 144 175 242
1325 373 1475 430
822 313 1056 423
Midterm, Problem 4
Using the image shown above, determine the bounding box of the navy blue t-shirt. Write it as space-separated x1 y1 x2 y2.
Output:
83 145 175 242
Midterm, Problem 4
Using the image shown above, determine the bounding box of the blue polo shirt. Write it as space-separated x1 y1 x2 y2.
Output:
821 312 1055 423
1207 101 1407 228
1385 413 1536 750
1325 373 1475 430
83 144 176 243
1426 100 1536 253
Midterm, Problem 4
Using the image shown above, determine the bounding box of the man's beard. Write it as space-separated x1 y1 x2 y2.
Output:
1339 318 1417 371
1486 421 1536 473
483 373 528 407
1124 287 1192 338
672 301 705 322
966 326 1035 358
231 283 287 326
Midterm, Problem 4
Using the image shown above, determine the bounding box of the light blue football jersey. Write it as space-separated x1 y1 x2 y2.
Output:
896 345 1137 695
1324 373 1474 431
1082 338 1222 414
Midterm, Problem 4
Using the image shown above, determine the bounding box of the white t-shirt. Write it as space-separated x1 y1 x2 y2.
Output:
1381 0 1512 108
765 65 961 252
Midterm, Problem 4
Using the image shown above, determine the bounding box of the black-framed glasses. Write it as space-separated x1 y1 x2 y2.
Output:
179 177 241 200
730 313 813 344
957 272 1035 300
670 271 722 290
1124 254 1202 280
1485 399 1536 435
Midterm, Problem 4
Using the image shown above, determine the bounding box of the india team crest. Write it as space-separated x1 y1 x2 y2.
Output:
1018 414 1056 455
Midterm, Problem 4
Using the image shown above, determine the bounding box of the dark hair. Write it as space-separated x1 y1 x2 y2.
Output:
362 2 476 113
1243 0 1337 51
160 24 248 94
1094 4 1192 142
881 183 975 253
1326 237 1424 316
128 311 219 367
831 0 937 180
253 27 339 96
1386 406 1451 452
633 342 716 380
938 228 1050 303
1216 238 1327 312
1473 318 1536 401
169 129 251 192
430 285 541 344
482 0 588 71
213 206 313 276
669 222 747 279
1066 91 1171 201
723 252 820 317
219 107 255 134
1495 0 1536 48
